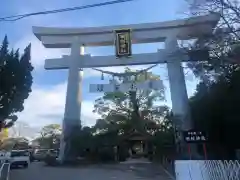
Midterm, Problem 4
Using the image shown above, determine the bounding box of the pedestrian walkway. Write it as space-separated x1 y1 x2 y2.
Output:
120 158 151 164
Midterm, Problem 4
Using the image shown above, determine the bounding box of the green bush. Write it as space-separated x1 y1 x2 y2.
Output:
118 146 129 162
98 147 115 162
44 155 58 166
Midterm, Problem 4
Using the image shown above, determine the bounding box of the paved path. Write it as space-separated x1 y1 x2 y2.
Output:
9 161 174 180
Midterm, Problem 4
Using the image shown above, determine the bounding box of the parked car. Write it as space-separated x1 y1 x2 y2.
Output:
33 149 49 161
9 150 30 168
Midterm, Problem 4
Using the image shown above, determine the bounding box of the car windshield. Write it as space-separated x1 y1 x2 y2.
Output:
35 149 48 154
11 151 28 157
49 149 59 154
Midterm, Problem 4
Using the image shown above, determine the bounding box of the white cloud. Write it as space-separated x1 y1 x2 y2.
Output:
14 35 66 70
8 121 41 140
16 82 100 129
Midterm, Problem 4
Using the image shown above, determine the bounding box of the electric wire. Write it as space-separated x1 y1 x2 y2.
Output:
0 0 138 22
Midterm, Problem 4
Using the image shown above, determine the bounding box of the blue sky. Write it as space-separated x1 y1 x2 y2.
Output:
0 0 198 133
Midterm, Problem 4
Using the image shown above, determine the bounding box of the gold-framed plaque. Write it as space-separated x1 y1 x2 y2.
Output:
114 29 132 58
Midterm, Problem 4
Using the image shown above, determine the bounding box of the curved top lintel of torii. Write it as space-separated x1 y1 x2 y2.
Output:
33 13 220 48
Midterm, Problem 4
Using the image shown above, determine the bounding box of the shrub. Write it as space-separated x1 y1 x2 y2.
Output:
98 147 115 162
44 155 58 166
118 146 129 162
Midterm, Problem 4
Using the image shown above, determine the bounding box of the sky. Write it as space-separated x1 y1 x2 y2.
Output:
0 0 198 138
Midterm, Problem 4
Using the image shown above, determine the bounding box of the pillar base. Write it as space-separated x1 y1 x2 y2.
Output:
59 119 81 164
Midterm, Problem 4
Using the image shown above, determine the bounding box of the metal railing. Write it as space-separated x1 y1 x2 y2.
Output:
0 163 10 180
161 156 175 176
175 160 240 180
0 152 11 180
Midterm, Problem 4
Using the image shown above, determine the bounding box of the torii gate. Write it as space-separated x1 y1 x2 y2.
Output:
33 13 219 161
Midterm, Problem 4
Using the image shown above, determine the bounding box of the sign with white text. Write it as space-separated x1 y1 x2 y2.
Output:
183 130 207 143
89 80 164 93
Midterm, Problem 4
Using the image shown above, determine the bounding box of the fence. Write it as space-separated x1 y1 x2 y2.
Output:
0 163 10 180
161 156 175 176
0 152 11 180
175 160 240 180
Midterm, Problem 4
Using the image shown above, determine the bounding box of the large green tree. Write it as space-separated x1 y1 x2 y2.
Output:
92 68 176 160
93 68 168 134
0 36 33 130
183 0 240 159
190 69 240 159
185 0 240 81
35 124 61 149
0 137 29 150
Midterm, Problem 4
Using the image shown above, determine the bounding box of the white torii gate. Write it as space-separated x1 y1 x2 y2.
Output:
33 13 219 161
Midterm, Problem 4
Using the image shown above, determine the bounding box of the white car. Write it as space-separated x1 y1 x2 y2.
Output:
9 150 30 168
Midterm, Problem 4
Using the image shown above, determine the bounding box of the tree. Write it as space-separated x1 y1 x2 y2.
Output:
40 124 61 137
93 68 167 134
183 0 240 159
0 137 29 150
36 124 61 149
91 68 177 161
182 0 240 83
0 128 8 142
0 36 33 130
189 68 240 159
69 126 94 156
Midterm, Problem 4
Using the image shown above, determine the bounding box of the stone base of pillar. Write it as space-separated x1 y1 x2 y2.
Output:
59 119 81 164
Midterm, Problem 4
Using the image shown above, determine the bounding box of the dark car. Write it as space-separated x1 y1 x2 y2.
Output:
32 149 49 161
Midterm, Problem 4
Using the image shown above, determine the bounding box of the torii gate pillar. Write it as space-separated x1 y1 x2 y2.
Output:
166 37 192 130
59 40 84 162
166 37 195 158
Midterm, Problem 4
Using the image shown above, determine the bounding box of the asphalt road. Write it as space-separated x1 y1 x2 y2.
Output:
9 161 173 180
